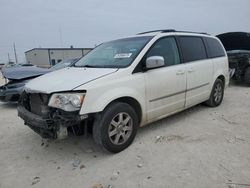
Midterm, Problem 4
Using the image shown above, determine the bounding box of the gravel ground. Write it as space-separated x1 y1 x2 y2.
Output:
0 76 250 188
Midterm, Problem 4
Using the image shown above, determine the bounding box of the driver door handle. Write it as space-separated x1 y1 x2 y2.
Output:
188 68 195 73
176 70 185 75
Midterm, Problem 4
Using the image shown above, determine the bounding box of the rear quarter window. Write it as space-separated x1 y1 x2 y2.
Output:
204 37 226 58
179 36 207 62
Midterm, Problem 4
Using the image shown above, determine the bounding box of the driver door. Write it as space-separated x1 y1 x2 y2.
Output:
144 37 187 121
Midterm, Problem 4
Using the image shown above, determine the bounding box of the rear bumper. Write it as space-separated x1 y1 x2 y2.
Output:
17 105 83 139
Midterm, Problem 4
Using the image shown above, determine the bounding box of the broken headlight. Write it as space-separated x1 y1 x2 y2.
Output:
48 92 85 112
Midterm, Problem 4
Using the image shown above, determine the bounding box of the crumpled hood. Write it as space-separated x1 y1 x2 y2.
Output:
25 67 118 93
1 66 50 80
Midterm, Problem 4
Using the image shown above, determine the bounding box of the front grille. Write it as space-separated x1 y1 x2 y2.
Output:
20 91 50 117
30 94 44 116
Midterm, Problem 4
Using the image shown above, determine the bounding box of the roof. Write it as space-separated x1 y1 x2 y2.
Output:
217 32 250 51
25 47 93 54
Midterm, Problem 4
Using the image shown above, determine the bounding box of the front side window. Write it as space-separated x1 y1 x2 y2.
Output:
74 36 153 68
179 36 207 62
146 37 180 66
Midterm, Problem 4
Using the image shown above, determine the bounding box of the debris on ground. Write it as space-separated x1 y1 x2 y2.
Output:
155 135 185 143
155 135 162 143
92 184 103 188
227 182 250 187
110 171 120 181
226 136 246 144
227 184 236 188
31 177 40 185
85 148 94 153
220 116 238 125
72 158 81 168
80 164 85 169
136 155 142 160
137 164 143 168
41 139 50 147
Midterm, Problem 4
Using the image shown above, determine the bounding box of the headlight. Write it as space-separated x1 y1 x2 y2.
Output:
48 92 85 112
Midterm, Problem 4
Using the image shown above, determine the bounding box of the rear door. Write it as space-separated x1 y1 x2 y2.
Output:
144 37 186 121
178 36 213 107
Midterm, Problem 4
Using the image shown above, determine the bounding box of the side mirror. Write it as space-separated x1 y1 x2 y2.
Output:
146 56 165 69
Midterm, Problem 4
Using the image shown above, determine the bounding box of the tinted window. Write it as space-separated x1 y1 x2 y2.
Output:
204 37 225 58
179 37 207 62
147 37 180 66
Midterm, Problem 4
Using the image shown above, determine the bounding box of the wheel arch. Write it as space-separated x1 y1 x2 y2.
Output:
217 75 225 87
103 96 143 124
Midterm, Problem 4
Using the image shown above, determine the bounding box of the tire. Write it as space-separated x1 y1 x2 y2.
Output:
205 79 224 107
244 67 250 85
93 102 139 153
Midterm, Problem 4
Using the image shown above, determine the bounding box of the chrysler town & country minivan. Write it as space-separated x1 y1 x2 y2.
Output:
18 30 229 153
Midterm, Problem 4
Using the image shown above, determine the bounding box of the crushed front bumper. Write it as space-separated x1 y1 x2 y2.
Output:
17 105 83 139
0 85 21 102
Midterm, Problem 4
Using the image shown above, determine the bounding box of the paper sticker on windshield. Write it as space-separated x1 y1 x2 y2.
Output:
114 53 132 59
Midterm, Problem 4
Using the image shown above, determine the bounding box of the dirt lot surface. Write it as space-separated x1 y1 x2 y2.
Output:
0 76 250 188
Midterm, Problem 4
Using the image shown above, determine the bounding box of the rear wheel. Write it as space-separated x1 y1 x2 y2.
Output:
93 102 139 153
244 67 250 85
205 79 224 107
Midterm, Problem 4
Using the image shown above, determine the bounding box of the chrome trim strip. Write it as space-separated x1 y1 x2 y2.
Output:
149 82 209 102
149 90 186 102
187 83 209 92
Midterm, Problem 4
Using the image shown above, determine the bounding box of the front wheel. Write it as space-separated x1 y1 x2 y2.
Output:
205 79 224 107
93 102 139 153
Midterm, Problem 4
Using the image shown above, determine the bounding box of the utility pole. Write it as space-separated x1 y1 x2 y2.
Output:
13 43 18 64
59 26 63 47
8 53 11 62
59 26 64 61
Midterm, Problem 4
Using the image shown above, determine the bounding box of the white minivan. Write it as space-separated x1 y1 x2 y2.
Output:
18 30 229 153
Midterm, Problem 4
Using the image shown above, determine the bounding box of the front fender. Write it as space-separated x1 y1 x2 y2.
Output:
79 86 146 121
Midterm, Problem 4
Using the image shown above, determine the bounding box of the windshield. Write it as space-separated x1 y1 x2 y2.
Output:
74 36 152 68
50 58 79 71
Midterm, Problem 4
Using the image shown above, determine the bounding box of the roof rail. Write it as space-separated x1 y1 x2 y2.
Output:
137 29 209 35
137 29 176 35
176 30 210 35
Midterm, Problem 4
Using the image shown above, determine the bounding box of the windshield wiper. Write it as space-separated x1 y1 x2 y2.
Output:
74 64 96 68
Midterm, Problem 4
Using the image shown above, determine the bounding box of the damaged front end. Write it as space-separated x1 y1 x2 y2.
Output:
17 92 89 139
227 51 250 80
0 79 27 102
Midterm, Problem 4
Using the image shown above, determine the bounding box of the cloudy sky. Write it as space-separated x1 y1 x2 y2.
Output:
0 0 249 63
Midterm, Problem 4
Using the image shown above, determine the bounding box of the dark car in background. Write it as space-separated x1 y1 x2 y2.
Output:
227 50 250 85
0 58 79 102
217 32 250 85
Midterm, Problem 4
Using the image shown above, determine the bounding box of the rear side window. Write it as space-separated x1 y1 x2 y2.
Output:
179 36 207 62
204 37 225 58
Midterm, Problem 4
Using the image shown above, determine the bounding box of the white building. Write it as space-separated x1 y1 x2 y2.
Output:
25 47 93 67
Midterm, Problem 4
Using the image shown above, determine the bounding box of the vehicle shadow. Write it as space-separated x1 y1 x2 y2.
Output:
229 80 250 87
